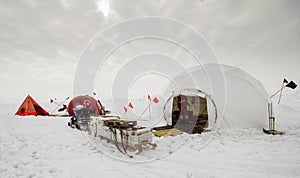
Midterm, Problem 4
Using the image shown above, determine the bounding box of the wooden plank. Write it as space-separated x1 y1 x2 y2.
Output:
153 128 184 137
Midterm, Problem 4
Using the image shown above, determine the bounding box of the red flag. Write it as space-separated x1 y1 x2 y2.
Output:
123 106 128 112
148 94 151 101
153 97 159 104
128 102 134 109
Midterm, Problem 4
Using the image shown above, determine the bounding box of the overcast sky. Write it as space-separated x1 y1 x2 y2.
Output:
0 0 299 103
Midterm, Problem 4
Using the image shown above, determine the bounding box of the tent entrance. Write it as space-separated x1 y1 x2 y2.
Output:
171 94 208 134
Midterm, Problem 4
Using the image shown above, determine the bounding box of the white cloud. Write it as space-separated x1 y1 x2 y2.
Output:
0 0 299 103
96 0 110 16
60 0 70 9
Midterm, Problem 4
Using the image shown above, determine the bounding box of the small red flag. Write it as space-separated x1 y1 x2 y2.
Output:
148 94 151 101
153 97 159 104
128 102 134 109
123 106 128 112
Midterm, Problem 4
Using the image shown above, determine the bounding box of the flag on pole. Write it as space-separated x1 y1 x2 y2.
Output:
148 94 151 101
123 106 128 112
278 79 288 104
153 97 159 104
128 102 134 109
286 81 297 89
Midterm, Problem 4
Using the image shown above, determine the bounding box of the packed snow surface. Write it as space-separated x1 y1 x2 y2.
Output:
0 97 300 178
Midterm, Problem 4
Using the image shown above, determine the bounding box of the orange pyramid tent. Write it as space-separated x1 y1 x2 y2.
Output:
15 95 49 116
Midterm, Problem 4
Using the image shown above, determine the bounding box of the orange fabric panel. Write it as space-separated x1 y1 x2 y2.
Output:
15 95 49 116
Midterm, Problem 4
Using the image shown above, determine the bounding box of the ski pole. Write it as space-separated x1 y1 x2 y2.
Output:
51 97 70 114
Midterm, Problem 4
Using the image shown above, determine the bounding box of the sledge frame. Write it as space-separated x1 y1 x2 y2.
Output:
89 116 157 155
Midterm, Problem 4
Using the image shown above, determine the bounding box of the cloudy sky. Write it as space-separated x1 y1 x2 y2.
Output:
0 0 299 103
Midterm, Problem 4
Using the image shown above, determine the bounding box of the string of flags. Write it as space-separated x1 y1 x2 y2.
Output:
147 94 159 103
123 102 134 112
123 95 159 113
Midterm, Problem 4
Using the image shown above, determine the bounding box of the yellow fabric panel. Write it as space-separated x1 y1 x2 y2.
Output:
153 128 184 137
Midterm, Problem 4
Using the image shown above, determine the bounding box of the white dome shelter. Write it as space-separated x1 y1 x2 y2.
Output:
164 63 269 130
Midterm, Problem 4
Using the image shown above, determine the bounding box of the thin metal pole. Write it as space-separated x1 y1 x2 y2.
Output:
278 81 285 104
138 102 152 120
270 85 286 98
51 97 70 114
148 100 151 120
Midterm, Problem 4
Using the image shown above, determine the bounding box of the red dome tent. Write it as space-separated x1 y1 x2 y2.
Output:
15 95 49 116
67 95 102 116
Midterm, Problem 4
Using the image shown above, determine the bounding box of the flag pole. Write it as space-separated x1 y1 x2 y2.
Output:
50 99 60 106
270 85 286 98
277 81 285 104
138 102 152 120
270 80 297 99
121 111 127 119
149 98 151 121
121 106 128 119
51 97 70 114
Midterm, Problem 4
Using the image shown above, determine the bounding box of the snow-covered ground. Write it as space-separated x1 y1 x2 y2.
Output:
1 93 300 178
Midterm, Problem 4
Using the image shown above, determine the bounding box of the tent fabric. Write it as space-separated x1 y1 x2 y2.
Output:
15 95 49 116
166 63 269 129
67 95 102 116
